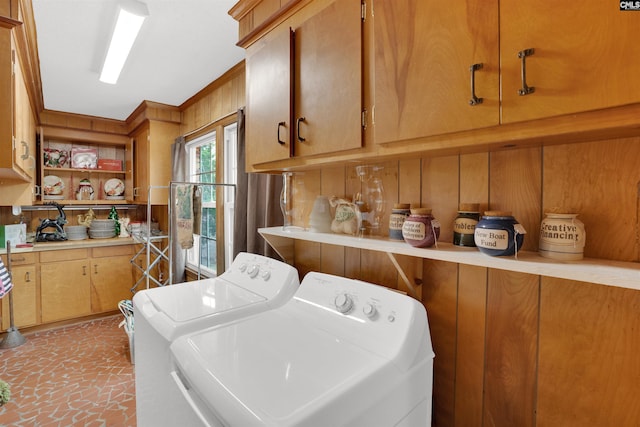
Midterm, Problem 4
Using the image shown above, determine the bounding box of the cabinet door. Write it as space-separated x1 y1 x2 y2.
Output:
40 259 91 323
245 27 293 166
373 0 499 144
501 0 640 123
90 255 133 313
294 0 363 157
132 125 150 203
1 264 37 329
13 32 36 179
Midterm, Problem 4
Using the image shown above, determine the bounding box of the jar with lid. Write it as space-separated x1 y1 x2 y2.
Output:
388 203 411 240
539 211 585 260
474 211 526 256
402 208 441 248
453 203 480 247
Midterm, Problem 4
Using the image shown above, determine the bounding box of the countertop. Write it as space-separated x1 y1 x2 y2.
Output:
0 237 137 255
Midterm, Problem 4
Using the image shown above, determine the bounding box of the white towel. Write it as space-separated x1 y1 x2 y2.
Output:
0 257 13 299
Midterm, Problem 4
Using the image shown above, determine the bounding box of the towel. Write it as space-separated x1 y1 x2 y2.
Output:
0 257 13 299
176 185 194 249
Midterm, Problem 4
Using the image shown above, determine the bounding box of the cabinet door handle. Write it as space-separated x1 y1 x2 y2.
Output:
517 48 535 96
296 117 306 142
20 141 29 160
11 256 26 263
24 271 31 282
94 264 98 274
468 63 484 106
82 265 87 276
277 121 286 145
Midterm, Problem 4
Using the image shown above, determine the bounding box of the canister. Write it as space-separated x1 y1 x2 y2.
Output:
453 203 480 247
474 211 526 256
539 211 585 260
388 203 411 240
402 208 441 248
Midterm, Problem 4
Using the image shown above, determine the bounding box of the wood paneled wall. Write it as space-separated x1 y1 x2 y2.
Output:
287 137 640 426
179 61 246 135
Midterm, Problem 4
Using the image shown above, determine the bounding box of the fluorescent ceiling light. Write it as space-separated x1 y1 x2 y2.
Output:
100 1 148 84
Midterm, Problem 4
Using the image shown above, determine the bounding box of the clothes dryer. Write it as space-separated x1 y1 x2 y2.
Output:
169 272 434 426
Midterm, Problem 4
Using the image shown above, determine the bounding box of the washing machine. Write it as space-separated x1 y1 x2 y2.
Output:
169 272 435 427
133 252 299 427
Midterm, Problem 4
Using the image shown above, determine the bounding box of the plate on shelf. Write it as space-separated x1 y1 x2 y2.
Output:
43 175 64 195
106 195 125 200
104 178 125 197
43 195 64 200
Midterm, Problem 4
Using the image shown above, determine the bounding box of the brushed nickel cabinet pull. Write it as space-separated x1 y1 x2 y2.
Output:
296 117 306 142
518 48 535 96
469 63 484 106
277 121 286 145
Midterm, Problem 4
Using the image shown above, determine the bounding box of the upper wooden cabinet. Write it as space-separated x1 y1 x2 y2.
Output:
500 0 640 124
242 0 363 169
131 119 180 205
0 16 36 182
373 0 500 144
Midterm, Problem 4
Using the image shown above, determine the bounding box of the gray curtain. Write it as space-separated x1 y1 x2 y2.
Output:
171 136 187 283
233 108 283 259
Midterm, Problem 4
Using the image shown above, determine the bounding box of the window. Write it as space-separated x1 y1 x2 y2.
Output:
186 131 217 276
184 117 238 276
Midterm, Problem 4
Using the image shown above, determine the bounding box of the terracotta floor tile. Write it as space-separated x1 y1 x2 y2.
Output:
0 315 135 426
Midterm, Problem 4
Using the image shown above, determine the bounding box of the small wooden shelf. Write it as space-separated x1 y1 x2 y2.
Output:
44 167 126 174
259 226 640 292
37 199 130 205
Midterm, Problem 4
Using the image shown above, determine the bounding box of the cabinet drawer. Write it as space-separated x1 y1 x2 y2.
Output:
1 252 36 265
39 248 88 263
92 244 134 258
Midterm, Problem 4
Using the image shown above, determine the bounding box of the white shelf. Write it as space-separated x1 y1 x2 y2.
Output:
259 227 640 291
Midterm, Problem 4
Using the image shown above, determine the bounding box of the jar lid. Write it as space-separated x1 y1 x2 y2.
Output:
484 210 512 217
544 206 577 215
458 203 479 212
393 203 411 209
411 208 432 215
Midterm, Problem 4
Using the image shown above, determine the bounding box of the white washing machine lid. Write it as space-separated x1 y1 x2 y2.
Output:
171 305 392 426
146 277 266 323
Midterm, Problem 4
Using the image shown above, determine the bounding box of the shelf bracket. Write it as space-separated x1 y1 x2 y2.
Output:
386 252 423 300
260 230 295 265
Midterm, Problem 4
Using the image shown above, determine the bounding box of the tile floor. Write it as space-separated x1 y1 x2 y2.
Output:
0 315 135 426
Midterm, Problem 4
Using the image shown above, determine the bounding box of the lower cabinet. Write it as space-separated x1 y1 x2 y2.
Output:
39 245 134 324
1 252 37 329
40 249 91 323
90 245 134 313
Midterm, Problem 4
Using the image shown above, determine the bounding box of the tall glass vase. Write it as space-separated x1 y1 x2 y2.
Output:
280 172 306 231
354 165 385 236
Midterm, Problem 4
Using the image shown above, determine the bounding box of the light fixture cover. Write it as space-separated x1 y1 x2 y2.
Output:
100 1 149 84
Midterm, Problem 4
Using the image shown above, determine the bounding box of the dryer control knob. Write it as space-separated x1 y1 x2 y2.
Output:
261 270 271 281
362 303 377 319
334 293 353 314
247 264 260 278
238 263 247 272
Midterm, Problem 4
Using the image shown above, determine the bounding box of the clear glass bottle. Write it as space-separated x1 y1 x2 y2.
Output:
354 165 386 236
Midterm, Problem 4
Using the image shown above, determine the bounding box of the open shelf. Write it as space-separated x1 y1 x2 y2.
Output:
259 226 640 292
43 167 126 175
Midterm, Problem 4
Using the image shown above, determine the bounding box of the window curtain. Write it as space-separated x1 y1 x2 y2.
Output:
233 107 283 259
171 136 187 283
